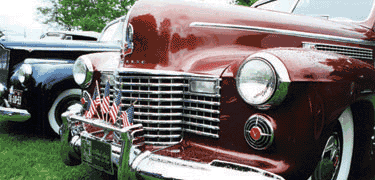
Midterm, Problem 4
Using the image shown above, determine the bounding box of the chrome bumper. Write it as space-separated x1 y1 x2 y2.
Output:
60 104 284 180
0 106 31 122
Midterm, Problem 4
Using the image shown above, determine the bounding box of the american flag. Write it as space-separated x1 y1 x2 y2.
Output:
109 91 121 124
101 80 111 118
120 103 134 127
83 92 94 119
92 81 101 110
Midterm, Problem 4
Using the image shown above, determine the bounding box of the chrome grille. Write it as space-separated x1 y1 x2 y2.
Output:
0 45 10 86
0 45 10 70
101 69 221 146
303 42 373 60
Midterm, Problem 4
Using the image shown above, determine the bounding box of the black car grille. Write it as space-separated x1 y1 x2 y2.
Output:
0 45 10 70
100 69 221 146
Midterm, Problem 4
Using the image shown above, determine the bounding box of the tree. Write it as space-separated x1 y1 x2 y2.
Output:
236 0 257 6
0 30 3 38
37 0 136 32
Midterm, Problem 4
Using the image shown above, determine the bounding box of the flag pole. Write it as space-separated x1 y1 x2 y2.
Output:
95 80 105 120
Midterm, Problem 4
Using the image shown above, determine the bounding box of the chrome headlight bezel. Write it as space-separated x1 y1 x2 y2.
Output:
18 64 32 84
73 57 93 88
236 52 290 109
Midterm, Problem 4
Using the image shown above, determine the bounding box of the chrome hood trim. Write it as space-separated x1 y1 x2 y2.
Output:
190 22 375 46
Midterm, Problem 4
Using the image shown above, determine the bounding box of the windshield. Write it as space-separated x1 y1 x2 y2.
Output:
257 0 374 21
99 21 122 44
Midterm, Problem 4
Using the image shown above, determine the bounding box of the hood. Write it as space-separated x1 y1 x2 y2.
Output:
122 0 373 77
0 38 120 52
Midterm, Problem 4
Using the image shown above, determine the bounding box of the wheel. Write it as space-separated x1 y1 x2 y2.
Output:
48 89 81 135
310 108 354 180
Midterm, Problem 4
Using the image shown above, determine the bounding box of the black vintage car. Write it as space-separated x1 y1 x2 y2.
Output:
0 17 124 136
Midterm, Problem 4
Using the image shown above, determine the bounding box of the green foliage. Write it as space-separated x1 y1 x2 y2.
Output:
236 0 258 6
37 0 136 32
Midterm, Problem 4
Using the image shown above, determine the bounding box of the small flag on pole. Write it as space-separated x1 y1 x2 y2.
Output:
101 80 111 120
120 103 134 127
83 92 93 119
92 80 101 108
109 91 121 124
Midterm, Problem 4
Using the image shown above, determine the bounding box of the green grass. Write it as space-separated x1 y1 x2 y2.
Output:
0 121 375 180
0 134 87 180
0 121 116 180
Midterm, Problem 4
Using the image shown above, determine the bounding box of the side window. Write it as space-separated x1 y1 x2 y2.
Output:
64 36 73 40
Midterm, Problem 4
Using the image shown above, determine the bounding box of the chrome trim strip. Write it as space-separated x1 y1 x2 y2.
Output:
183 114 220 122
185 91 221 98
115 96 184 102
184 99 221 106
135 105 183 109
184 121 220 130
135 112 182 116
184 107 220 114
120 76 186 80
190 22 375 46
119 90 184 94
116 68 220 79
135 120 182 124
184 129 220 138
210 160 284 179
118 82 188 87
9 47 121 52
143 141 180 146
24 58 75 64
142 127 182 131
143 134 181 138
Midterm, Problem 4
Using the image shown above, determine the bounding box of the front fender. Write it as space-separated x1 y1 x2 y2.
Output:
9 59 79 110
217 48 375 178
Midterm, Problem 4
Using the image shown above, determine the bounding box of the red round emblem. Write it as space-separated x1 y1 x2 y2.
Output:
249 127 262 141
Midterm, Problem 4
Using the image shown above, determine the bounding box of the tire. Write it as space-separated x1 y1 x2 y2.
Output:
48 89 81 135
310 108 354 180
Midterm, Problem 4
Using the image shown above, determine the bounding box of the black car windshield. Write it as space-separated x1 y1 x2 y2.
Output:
257 0 374 22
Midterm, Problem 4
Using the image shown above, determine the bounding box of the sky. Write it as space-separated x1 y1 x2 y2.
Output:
0 0 235 41
0 0 47 40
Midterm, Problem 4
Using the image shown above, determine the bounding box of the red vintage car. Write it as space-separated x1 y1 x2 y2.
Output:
60 0 375 179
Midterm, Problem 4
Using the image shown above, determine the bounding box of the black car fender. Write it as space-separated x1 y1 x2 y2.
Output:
9 59 79 111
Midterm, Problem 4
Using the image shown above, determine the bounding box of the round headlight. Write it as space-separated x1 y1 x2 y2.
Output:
73 57 93 87
237 58 277 105
18 64 32 84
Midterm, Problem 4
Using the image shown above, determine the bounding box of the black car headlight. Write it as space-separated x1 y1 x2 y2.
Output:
73 57 93 87
236 52 290 108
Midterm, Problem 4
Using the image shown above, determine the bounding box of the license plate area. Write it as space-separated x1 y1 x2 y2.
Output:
8 89 22 106
81 135 114 175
